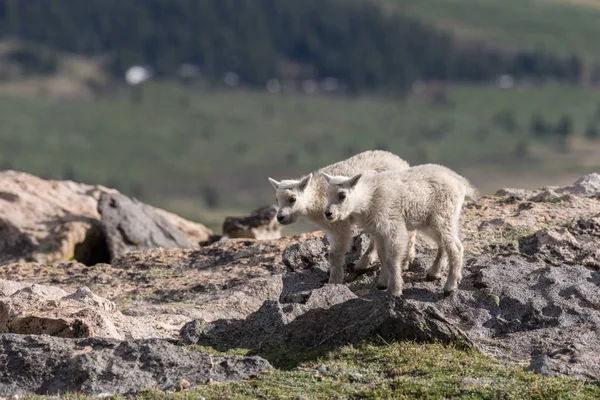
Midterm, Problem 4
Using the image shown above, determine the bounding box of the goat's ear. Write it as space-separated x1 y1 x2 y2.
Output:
268 178 280 190
320 172 334 183
346 173 362 188
298 173 312 191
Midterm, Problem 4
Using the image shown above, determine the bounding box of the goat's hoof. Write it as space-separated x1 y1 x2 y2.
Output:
426 274 440 282
443 289 457 297
376 284 388 291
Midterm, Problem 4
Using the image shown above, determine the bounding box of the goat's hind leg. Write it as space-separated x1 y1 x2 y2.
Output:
426 246 447 281
384 230 409 297
443 236 464 295
443 201 466 295
404 230 417 271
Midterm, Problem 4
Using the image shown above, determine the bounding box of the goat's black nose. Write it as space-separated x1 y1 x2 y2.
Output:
324 211 333 218
277 215 284 222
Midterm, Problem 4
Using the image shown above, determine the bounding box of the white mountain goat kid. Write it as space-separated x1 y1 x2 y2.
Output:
322 164 478 296
268 150 417 284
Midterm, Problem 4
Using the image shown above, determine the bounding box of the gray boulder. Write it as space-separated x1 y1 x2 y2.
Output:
0 334 271 396
256 293 474 353
180 300 287 351
98 192 194 260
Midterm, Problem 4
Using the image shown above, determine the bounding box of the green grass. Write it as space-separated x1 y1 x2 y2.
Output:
2 82 600 232
57 342 600 399
386 0 600 63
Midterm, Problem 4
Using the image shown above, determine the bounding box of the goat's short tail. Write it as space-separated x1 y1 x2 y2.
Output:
463 178 479 201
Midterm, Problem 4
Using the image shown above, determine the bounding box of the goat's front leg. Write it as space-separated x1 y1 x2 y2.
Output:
327 225 352 284
385 226 409 297
375 236 389 290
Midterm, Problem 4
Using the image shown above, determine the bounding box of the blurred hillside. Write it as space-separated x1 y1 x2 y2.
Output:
388 0 600 65
0 0 599 232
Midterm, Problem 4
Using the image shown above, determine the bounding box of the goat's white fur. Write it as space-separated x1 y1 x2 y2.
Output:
322 164 478 296
268 150 416 284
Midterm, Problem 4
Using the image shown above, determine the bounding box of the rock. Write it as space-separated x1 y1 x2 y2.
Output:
316 365 329 375
98 192 196 260
279 267 329 305
283 284 358 321
222 205 281 240
0 171 212 266
153 208 213 246
518 225 600 267
0 281 189 340
453 255 600 380
180 300 287 351
179 319 205 345
555 173 600 196
0 279 68 299
302 284 358 310
348 372 365 382
257 293 474 353
494 188 533 201
496 174 600 202
180 283 470 355
63 287 117 312
527 355 554 377
282 236 328 272
177 379 191 392
0 334 271 396
477 218 507 231
534 227 579 248
281 229 373 275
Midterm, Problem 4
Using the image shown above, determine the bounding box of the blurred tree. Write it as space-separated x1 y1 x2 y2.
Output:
555 115 574 153
529 114 551 137
514 139 530 159
584 121 599 140
491 109 518 134
0 0 584 92
202 185 220 209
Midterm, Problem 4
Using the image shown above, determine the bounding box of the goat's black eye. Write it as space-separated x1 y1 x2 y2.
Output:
339 193 346 201
289 197 297 204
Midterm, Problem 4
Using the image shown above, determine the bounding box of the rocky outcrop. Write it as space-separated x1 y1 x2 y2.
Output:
181 284 472 354
1 171 600 394
0 170 212 266
0 334 271 396
222 204 281 240
258 293 474 353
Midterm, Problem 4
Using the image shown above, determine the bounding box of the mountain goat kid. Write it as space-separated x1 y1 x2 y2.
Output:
268 150 417 284
322 164 478 296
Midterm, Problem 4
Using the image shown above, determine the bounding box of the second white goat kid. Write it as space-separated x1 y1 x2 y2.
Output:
322 164 477 296
268 150 416 284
